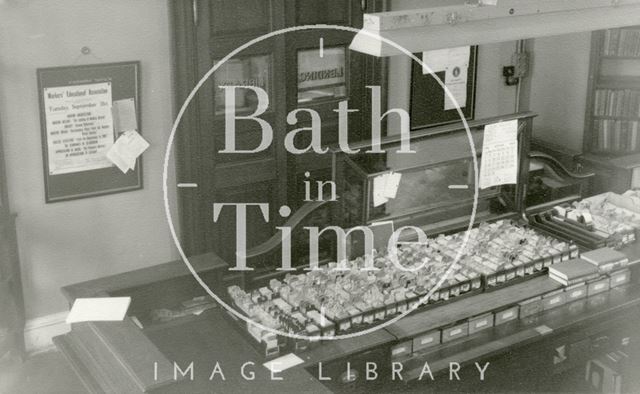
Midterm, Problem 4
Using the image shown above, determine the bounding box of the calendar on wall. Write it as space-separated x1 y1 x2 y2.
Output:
479 119 520 189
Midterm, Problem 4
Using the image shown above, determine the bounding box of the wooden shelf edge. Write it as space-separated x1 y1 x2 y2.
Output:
53 334 108 394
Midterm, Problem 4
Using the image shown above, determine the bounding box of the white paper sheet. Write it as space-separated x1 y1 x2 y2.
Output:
479 120 519 189
112 98 138 134
422 46 470 74
43 82 115 175
66 297 131 324
444 65 468 110
372 172 402 206
263 353 304 372
383 172 402 199
373 174 389 207
106 130 150 173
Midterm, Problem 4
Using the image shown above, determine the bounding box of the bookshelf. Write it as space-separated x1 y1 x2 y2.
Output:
585 27 640 155
581 26 640 193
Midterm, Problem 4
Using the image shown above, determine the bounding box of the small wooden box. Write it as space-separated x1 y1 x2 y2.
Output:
565 284 587 301
412 330 441 352
494 306 519 325
543 290 567 311
518 296 543 318
468 313 494 334
442 322 469 343
390 340 412 359
588 278 610 296
609 269 631 288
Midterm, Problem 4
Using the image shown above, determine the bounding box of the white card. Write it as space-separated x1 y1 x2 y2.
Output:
444 65 468 110
112 98 138 134
383 172 402 199
263 353 304 372
66 297 131 324
373 174 389 207
422 46 470 74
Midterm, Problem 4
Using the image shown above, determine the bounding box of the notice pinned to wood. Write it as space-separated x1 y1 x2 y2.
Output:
38 62 142 202
422 46 470 110
43 82 115 175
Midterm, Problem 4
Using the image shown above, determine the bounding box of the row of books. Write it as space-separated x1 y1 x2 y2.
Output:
592 119 640 153
593 89 640 118
603 28 640 57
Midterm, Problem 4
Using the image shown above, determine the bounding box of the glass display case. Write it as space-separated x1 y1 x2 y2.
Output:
334 113 535 233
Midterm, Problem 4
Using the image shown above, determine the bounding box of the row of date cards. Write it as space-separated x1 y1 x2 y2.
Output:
106 98 149 173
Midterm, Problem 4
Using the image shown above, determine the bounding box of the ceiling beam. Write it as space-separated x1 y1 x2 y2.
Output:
350 1 640 56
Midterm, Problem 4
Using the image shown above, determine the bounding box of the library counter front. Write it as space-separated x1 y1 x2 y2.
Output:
53 114 640 393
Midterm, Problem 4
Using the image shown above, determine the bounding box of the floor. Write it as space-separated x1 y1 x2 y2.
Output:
0 350 86 394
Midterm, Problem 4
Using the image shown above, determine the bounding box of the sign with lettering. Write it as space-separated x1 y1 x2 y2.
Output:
43 82 115 175
297 46 346 103
37 62 142 202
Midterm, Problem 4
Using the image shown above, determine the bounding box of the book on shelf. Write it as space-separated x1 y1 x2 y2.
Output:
593 89 640 118
603 28 640 57
593 118 640 154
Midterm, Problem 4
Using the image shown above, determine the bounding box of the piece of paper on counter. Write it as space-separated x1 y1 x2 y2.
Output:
112 98 138 134
422 46 470 74
444 65 468 110
106 130 150 173
66 297 131 324
263 353 304 372
479 119 519 189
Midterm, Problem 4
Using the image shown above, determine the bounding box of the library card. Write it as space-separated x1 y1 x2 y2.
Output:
263 353 304 372
66 297 131 324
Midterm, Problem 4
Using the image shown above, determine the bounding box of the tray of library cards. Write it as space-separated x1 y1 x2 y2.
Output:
226 220 578 358
529 190 640 249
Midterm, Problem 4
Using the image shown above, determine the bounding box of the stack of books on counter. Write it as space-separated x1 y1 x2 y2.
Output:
548 258 600 286
581 247 629 273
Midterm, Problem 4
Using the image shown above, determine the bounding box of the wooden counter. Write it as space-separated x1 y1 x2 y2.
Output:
54 252 640 393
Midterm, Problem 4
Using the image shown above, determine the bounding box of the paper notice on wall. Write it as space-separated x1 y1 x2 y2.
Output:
112 98 138 134
373 172 402 207
66 297 131 324
479 120 519 189
422 46 470 74
422 46 470 110
43 82 115 175
444 65 468 110
106 130 149 173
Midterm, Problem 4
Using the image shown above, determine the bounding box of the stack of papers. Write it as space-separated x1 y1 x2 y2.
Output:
548 259 600 286
581 247 629 273
106 130 150 173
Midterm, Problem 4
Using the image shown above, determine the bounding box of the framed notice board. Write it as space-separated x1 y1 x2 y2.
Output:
37 61 142 203
410 46 478 130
